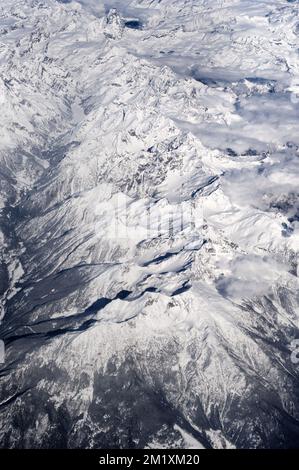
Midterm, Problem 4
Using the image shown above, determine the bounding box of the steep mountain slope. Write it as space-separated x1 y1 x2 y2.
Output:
0 0 299 448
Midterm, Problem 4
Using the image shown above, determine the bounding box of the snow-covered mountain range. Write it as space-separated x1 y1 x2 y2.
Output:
0 0 299 448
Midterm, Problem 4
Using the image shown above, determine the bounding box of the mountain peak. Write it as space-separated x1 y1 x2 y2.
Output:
105 8 123 39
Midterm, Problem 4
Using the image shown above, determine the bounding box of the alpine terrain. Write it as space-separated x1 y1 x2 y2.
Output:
0 0 299 449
